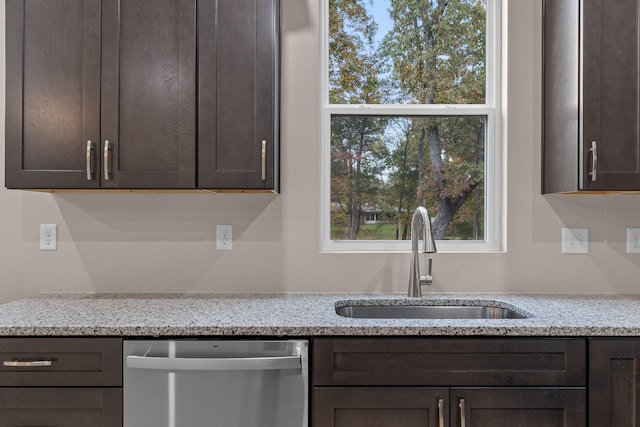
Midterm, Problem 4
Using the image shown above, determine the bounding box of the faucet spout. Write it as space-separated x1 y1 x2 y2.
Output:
408 206 437 298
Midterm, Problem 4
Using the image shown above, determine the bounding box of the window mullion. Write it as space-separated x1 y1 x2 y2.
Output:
326 104 495 116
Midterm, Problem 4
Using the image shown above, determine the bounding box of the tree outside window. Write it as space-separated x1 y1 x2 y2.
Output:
324 0 500 249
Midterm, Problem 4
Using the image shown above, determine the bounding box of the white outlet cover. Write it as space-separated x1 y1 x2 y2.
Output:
216 224 233 251
627 228 640 254
562 228 589 254
40 224 57 251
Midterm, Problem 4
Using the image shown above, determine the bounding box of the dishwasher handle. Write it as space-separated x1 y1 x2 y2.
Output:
127 354 302 371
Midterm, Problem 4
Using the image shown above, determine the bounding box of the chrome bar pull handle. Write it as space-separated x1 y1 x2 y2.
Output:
86 140 94 181
104 140 111 181
3 359 52 367
590 140 598 182
261 140 267 181
127 354 301 371
437 398 445 427
459 398 466 427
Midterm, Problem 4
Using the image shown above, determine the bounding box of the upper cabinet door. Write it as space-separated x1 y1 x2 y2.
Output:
5 0 101 189
198 0 280 191
582 0 640 190
543 0 640 193
100 0 197 189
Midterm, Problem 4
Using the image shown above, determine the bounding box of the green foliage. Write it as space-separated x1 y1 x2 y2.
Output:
382 0 486 105
329 0 387 104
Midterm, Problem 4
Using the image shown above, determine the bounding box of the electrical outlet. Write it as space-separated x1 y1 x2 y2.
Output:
562 228 589 254
216 224 233 251
627 228 640 254
40 224 57 251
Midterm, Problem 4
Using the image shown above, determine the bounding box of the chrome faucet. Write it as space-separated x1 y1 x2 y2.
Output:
408 206 437 297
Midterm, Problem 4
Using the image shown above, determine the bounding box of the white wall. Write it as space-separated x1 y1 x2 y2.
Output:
1 0 640 304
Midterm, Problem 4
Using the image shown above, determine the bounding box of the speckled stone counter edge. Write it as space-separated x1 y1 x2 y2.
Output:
0 293 639 337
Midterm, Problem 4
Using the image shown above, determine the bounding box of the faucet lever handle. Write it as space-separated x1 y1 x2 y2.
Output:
419 258 433 286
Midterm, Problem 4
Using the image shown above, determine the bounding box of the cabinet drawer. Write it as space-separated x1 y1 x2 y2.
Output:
314 337 586 387
0 388 122 427
452 388 586 427
0 338 122 386
314 387 448 427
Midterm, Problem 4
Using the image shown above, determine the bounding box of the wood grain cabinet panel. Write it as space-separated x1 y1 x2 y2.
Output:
0 337 121 387
0 338 122 427
453 388 585 427
314 387 448 427
5 0 101 189
313 338 587 427
314 337 586 386
590 338 640 427
314 386 585 427
100 0 196 189
0 388 122 427
198 0 280 191
5 0 280 191
543 0 640 192
5 0 197 189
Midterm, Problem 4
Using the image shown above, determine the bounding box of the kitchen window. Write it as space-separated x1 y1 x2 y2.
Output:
320 0 502 252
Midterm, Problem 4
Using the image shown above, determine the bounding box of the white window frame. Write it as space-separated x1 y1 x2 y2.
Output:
319 0 503 253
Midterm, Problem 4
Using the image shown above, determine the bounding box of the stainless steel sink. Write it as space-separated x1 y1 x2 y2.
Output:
335 304 528 319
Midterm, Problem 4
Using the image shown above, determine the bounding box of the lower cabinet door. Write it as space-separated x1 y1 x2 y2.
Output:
589 338 640 427
0 388 122 427
314 387 448 427
452 388 586 427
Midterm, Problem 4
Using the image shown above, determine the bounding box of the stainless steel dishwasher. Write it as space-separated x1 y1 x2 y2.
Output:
123 339 308 427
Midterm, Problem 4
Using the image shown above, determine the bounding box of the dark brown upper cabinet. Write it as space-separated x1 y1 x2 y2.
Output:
5 0 101 189
100 0 196 189
197 0 280 191
5 0 196 190
543 0 640 193
6 0 280 192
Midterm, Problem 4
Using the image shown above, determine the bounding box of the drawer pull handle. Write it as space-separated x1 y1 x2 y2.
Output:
459 398 466 427
104 140 111 181
438 398 445 427
589 140 598 182
3 360 52 367
261 140 267 181
86 140 94 181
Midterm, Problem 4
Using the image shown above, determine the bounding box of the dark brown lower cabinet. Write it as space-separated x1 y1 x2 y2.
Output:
0 388 122 427
590 338 640 427
313 337 587 427
453 388 585 427
0 338 123 427
314 387 448 427
313 387 585 427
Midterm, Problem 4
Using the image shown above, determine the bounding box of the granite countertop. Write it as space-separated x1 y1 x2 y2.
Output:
0 293 639 337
